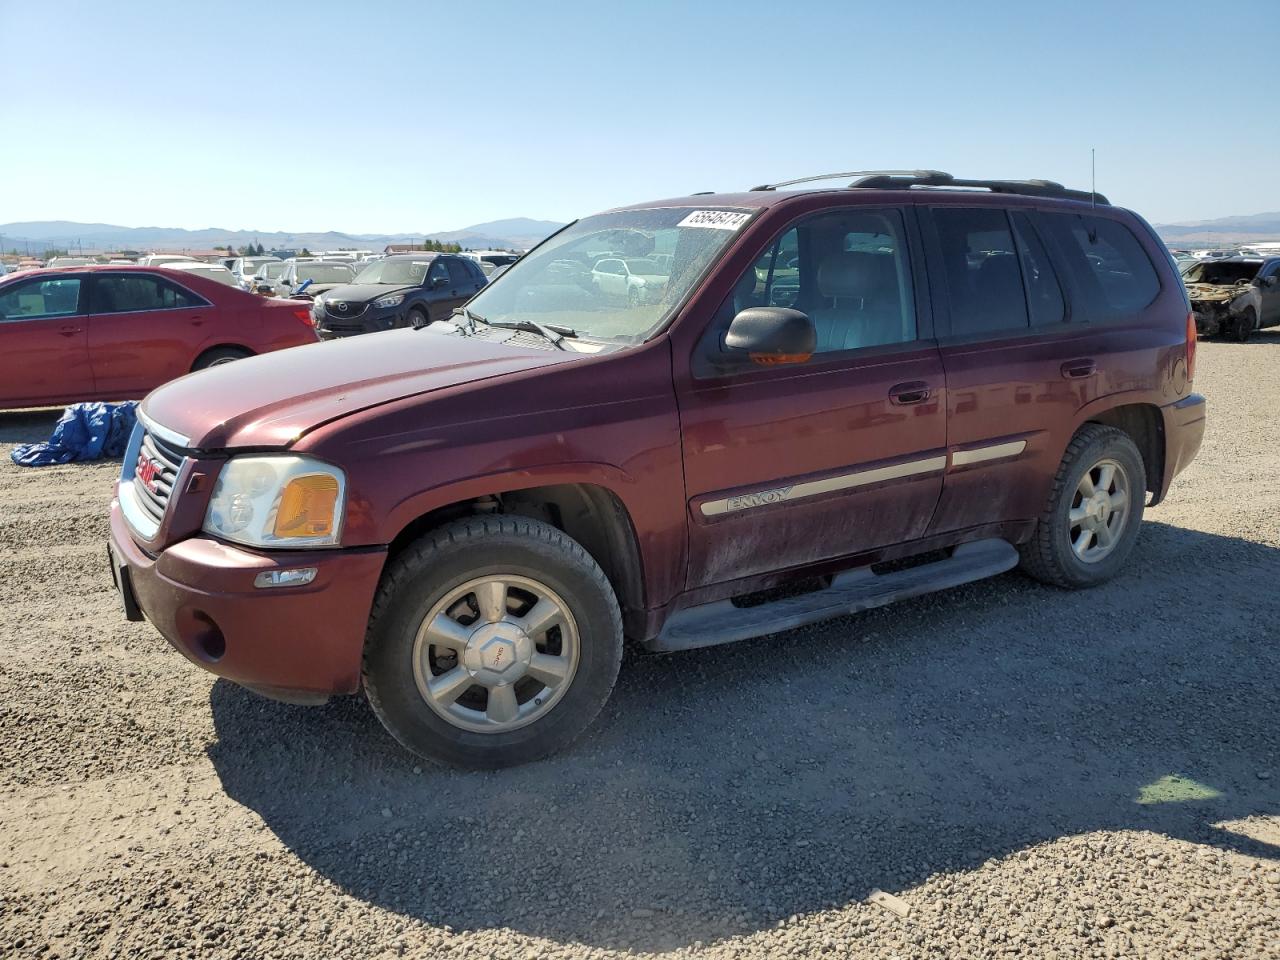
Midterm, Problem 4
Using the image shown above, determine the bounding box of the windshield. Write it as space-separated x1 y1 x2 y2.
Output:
464 207 751 341
299 263 355 283
1182 261 1259 284
354 259 431 285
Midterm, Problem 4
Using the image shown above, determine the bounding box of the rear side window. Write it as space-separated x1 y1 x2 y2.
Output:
445 258 471 285
931 207 1028 334
93 275 200 313
1038 213 1160 320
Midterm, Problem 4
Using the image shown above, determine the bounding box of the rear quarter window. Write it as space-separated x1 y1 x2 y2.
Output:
1038 213 1161 321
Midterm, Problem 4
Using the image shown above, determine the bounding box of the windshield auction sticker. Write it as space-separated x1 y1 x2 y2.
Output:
677 210 752 230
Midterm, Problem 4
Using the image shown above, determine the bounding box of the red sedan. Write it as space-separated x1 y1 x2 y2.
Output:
0 266 319 408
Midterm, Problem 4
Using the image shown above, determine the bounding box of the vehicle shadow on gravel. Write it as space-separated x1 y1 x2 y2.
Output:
0 408 63 445
208 521 1280 953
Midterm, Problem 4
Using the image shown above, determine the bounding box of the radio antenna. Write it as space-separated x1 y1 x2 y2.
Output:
1091 148 1097 208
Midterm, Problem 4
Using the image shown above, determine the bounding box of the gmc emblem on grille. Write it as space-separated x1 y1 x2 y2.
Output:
137 456 163 495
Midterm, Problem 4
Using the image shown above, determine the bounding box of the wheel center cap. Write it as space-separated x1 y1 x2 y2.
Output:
462 622 533 684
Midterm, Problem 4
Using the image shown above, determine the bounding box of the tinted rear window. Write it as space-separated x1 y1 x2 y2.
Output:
1038 213 1160 320
932 207 1029 335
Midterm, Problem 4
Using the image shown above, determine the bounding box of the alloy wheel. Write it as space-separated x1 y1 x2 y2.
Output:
1067 457 1130 563
411 575 580 733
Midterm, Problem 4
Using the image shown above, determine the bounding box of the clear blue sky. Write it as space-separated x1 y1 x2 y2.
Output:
1 0 1274 233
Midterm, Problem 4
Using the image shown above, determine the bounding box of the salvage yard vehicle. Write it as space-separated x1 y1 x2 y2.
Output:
249 260 288 295
229 255 280 290
274 259 356 299
107 170 1206 768
0 265 318 408
167 261 239 287
1182 256 1280 341
590 256 671 305
311 253 486 339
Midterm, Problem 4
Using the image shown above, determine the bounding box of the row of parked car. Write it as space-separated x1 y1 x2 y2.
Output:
0 243 536 409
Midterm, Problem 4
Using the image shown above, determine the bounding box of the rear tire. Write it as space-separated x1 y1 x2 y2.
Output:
192 346 251 370
1226 308 1255 343
363 516 623 769
1018 424 1146 590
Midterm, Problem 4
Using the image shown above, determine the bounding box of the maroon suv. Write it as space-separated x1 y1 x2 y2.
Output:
106 171 1206 768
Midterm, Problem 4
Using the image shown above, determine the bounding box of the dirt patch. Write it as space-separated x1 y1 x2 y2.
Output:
1 338 1278 958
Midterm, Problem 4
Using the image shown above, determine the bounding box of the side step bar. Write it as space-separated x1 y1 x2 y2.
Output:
648 538 1019 653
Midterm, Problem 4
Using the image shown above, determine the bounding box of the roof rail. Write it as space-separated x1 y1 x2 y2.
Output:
749 169 951 192
849 172 1108 204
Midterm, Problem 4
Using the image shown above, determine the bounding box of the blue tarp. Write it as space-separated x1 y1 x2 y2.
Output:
10 401 140 467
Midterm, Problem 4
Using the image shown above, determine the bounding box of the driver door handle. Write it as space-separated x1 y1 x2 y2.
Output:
1061 358 1097 379
889 381 932 406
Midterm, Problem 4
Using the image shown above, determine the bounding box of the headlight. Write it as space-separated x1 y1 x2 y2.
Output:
373 293 405 309
311 297 325 314
203 455 346 548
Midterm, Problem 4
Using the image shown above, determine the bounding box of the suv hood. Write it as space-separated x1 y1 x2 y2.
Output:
317 282 417 305
142 328 578 450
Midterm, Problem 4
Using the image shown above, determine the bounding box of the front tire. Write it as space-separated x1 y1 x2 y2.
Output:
405 306 428 329
192 346 251 370
1018 424 1146 589
363 516 623 769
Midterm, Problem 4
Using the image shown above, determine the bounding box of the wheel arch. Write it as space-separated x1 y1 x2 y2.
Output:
1078 400 1165 503
191 343 254 371
384 480 648 634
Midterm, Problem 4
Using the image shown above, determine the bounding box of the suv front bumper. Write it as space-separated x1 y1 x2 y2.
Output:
108 498 386 701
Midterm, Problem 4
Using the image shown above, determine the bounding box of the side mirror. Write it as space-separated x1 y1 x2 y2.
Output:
431 276 449 289
1263 275 1278 287
724 307 815 365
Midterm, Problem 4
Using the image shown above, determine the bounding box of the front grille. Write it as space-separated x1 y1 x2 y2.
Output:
320 317 369 333
326 300 367 319
131 430 186 524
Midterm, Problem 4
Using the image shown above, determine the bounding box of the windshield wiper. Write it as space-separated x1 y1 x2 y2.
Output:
440 306 484 335
445 309 576 350
483 318 576 350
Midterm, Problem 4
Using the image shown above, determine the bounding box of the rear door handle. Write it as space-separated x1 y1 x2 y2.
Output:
58 325 80 337
1061 358 1096 379
889 381 932 406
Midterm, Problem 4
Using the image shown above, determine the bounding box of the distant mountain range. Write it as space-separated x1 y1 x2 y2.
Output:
1153 212 1280 245
5 210 1278 256
0 218 565 255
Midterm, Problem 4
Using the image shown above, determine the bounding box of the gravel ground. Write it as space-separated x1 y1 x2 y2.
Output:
1 335 1278 959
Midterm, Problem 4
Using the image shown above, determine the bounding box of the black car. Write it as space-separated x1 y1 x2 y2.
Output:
311 254 487 338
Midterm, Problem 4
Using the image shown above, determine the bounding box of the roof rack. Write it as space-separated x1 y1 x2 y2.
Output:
749 170 950 191
849 172 1108 204
750 170 1107 204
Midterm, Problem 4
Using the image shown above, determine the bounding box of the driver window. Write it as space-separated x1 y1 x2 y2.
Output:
0 277 83 321
695 208 917 376
428 260 450 284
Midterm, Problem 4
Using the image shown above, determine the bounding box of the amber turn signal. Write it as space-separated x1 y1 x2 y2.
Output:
273 474 340 538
